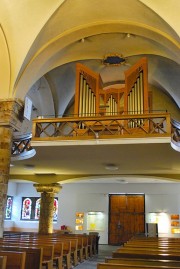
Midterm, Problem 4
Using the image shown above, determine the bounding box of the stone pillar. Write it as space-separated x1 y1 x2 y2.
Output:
0 99 24 237
33 183 62 234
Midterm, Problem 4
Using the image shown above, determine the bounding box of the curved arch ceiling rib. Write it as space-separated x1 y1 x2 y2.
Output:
12 0 180 100
14 22 180 99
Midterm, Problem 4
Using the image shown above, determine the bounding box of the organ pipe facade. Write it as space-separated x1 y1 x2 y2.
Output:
74 58 149 124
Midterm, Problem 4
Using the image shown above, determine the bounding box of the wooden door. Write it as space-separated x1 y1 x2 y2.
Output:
108 194 145 245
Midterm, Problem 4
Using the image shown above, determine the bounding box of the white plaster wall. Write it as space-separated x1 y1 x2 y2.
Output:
5 182 180 244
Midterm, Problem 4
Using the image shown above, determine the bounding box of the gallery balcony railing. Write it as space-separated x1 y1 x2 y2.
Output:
171 118 180 152
32 112 172 141
10 113 179 160
11 132 36 161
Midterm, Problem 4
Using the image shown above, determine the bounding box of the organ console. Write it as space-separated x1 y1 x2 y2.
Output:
74 57 149 129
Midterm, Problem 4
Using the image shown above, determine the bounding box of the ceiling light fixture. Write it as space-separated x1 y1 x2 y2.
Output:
105 164 119 171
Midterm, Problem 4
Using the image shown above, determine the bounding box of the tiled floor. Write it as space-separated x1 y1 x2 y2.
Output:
75 245 118 269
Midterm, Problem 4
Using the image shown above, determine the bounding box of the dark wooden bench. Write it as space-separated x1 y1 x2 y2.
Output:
0 245 42 269
0 250 26 269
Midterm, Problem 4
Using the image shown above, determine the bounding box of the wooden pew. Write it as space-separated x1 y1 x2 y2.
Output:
97 263 179 269
112 249 180 261
129 237 180 244
18 235 72 269
108 237 180 268
105 257 180 267
0 250 26 269
31 239 63 269
123 240 180 247
0 240 53 269
56 233 89 261
44 235 77 266
123 244 180 249
36 233 84 265
0 256 7 269
1 236 69 269
2 231 94 268
0 246 42 269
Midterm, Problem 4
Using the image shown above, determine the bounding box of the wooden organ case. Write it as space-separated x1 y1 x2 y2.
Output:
74 63 103 117
124 57 148 115
74 57 150 134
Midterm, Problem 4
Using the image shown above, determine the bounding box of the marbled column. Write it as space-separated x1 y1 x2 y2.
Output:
33 183 62 234
0 99 24 237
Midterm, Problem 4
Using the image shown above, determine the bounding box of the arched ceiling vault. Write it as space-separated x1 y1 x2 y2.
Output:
9 0 179 104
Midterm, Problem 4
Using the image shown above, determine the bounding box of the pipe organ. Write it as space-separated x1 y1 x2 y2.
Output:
99 89 125 116
74 58 149 128
74 63 102 117
124 57 148 115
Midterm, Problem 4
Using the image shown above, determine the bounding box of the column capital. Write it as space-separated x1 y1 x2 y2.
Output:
0 98 24 131
33 183 62 194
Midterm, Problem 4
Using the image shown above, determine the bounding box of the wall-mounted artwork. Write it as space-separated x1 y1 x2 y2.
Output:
87 211 105 231
21 197 58 221
5 195 13 220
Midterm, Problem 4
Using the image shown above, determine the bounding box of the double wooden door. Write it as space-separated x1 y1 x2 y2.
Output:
108 194 145 245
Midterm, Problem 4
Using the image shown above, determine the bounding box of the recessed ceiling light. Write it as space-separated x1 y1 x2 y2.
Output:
105 164 119 171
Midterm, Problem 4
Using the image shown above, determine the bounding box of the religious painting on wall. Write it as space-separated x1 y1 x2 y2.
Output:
53 198 58 221
35 198 41 220
5 195 13 220
21 197 58 221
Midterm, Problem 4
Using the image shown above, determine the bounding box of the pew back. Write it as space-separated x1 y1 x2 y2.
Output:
0 255 6 269
0 250 26 269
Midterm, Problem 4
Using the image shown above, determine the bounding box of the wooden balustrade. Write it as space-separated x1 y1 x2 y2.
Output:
32 112 171 141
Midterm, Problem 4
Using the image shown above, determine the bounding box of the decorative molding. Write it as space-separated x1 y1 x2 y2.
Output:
103 54 126 66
